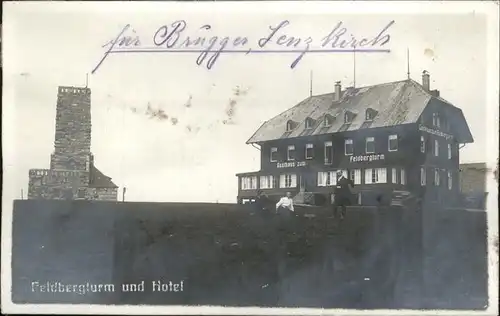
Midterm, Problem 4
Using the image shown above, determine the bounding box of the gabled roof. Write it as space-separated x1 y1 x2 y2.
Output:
89 165 118 188
246 79 473 144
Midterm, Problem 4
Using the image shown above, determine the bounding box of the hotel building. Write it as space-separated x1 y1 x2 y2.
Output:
236 71 473 206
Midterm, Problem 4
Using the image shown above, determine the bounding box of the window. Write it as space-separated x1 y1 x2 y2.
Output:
364 168 387 184
260 176 274 189
345 139 354 155
365 137 375 154
365 108 378 121
318 170 347 186
434 168 440 186
287 145 296 161
392 168 397 184
280 174 297 188
324 115 333 127
433 113 441 128
324 141 333 164
241 176 257 190
401 169 406 185
305 143 314 159
447 143 452 159
379 168 388 183
366 169 374 184
344 112 351 123
286 121 294 131
420 136 425 153
365 110 374 121
388 135 398 152
260 175 275 189
318 171 335 186
305 118 313 129
421 167 426 186
349 169 361 184
270 147 278 162
434 139 439 157
447 171 452 190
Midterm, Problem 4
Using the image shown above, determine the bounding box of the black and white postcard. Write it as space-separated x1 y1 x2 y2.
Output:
2 1 499 315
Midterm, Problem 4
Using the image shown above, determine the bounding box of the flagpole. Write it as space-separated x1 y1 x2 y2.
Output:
353 46 356 88
309 70 313 97
407 48 411 79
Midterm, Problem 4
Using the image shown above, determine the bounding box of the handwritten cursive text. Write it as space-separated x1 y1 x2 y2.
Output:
91 20 394 74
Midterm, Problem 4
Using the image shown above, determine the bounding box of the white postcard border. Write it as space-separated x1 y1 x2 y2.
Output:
2 1 499 315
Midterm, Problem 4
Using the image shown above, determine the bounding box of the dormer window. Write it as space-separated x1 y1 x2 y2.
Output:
344 110 356 124
305 117 315 129
324 114 334 127
344 112 351 123
305 120 312 129
286 120 297 132
365 108 378 121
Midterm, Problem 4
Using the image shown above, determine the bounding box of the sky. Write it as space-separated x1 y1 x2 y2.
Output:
3 2 498 204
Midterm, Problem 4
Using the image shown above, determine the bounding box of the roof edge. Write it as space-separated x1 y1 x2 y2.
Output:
311 78 412 99
89 165 119 189
246 96 315 144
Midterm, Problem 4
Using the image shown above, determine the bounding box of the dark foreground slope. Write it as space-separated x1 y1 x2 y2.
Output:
11 200 488 309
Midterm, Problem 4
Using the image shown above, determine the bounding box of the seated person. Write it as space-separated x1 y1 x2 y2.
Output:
276 192 295 215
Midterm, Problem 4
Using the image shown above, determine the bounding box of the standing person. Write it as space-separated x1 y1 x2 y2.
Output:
276 192 295 216
333 170 354 220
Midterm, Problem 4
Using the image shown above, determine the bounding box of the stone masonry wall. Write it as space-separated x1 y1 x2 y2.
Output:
50 86 92 171
28 169 90 200
459 168 487 193
28 169 118 201
86 188 118 201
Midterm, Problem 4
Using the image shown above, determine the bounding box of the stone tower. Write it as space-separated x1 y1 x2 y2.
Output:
50 87 92 171
28 86 118 201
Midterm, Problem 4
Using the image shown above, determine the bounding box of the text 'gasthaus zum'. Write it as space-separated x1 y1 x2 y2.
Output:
92 20 394 74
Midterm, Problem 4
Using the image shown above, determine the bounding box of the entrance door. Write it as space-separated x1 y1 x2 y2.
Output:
299 174 306 191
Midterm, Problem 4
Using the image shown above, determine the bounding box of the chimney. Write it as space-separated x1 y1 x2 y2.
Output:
422 70 430 91
334 81 341 102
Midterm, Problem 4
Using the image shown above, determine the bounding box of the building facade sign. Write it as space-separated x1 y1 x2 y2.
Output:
277 161 306 168
349 154 385 163
419 124 453 140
